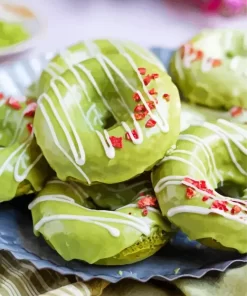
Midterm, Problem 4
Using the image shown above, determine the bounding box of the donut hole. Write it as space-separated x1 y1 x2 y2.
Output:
103 115 117 130
216 181 247 200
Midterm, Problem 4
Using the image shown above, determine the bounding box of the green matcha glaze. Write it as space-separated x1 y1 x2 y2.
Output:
0 95 52 202
29 179 172 265
0 21 29 48
170 29 247 110
34 52 180 185
180 101 247 131
152 119 247 253
37 39 165 96
80 172 152 210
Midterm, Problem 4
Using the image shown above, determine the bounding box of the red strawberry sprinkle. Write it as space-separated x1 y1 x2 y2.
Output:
132 92 141 102
6 97 21 110
212 59 222 68
149 88 158 95
143 75 152 86
145 118 156 128
151 73 159 79
134 112 147 121
109 136 123 148
230 106 243 117
142 208 148 216
186 187 196 199
137 196 157 208
163 94 170 101
26 123 33 134
138 67 146 75
134 104 146 113
24 102 37 117
0 93 4 100
202 196 210 202
211 200 228 212
231 205 241 215
125 129 139 141
147 100 156 110
195 50 204 61
198 180 207 190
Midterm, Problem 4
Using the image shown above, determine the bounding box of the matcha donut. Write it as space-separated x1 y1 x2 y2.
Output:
170 29 247 110
0 93 51 202
152 119 247 253
34 47 180 185
37 39 165 96
181 101 247 131
82 172 152 210
28 178 172 265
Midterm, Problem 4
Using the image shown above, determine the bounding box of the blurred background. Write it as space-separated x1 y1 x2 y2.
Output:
1 0 247 57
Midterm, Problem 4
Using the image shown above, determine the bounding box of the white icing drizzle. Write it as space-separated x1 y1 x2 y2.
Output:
50 81 86 165
118 204 161 214
39 93 85 166
95 129 115 159
69 181 89 199
123 42 165 71
49 62 64 73
108 41 170 130
14 151 43 183
47 179 88 200
224 31 233 51
175 50 185 79
38 98 91 184
154 176 184 193
28 194 75 210
169 149 207 175
30 190 158 238
160 156 206 179
39 39 170 170
167 205 247 225
230 56 240 71
84 40 101 57
155 120 247 225
199 121 247 176
179 134 222 185
183 44 197 69
35 215 122 237
201 57 214 73
44 67 57 77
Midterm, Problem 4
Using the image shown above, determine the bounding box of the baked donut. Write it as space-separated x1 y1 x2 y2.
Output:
34 49 180 185
37 39 165 96
181 102 247 131
28 178 172 265
82 172 152 210
152 119 247 253
170 29 247 110
0 93 51 202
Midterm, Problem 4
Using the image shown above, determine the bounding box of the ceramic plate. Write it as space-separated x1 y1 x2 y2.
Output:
0 3 43 57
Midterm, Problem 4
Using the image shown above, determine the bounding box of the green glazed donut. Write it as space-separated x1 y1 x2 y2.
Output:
180 101 247 131
0 94 51 202
29 178 172 265
81 172 152 210
170 29 247 110
37 39 165 96
34 48 180 185
152 119 247 253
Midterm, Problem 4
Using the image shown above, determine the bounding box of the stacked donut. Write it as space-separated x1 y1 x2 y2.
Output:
2 32 247 266
14 39 180 265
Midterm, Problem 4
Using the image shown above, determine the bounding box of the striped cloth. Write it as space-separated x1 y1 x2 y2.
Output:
0 251 108 296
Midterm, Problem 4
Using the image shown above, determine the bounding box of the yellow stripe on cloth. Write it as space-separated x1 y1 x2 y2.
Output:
0 251 108 296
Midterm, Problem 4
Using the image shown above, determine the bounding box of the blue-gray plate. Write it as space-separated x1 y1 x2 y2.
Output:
0 48 247 283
